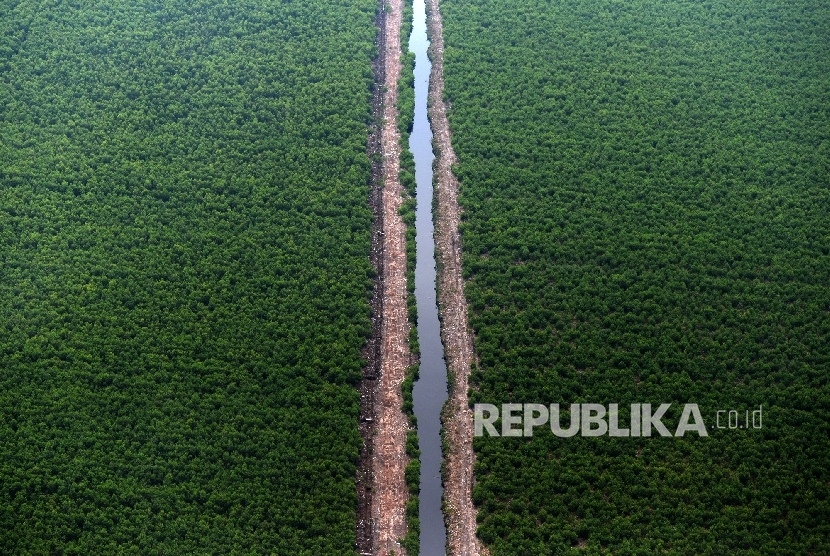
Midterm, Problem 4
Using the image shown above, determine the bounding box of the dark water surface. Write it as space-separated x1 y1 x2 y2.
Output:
409 0 448 553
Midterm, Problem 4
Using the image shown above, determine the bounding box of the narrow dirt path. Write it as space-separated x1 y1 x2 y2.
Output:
425 1 487 555
371 0 413 554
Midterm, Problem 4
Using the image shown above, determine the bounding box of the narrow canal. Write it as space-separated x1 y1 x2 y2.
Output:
408 0 449 552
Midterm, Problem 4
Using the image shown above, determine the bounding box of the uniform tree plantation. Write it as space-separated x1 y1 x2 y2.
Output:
439 0 830 554
0 0 379 553
4 0 830 554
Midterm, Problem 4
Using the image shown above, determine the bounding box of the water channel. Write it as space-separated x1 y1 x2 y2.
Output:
408 0 449 553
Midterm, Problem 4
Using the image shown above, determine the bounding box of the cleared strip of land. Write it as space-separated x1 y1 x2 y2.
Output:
424 1 486 554
369 0 414 554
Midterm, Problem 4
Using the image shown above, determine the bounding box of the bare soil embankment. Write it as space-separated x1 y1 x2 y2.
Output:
424 1 487 555
361 0 413 554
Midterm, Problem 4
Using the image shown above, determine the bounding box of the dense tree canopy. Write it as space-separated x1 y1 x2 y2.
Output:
0 0 378 553
440 0 830 553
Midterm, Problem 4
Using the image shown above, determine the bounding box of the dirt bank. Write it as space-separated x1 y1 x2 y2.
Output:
360 0 414 554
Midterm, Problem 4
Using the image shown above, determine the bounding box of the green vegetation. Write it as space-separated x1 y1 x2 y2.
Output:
0 0 379 553
440 0 830 553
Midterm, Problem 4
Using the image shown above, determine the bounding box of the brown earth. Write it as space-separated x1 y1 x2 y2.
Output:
361 0 414 554
425 0 488 555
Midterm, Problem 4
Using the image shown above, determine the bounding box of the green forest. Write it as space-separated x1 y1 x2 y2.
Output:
440 0 830 554
0 0 379 553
